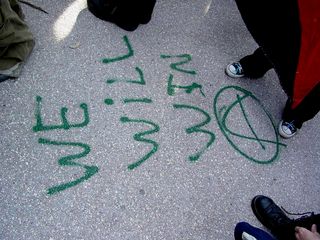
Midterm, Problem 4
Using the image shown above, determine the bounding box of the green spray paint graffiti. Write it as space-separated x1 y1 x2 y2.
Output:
33 96 94 194
161 53 205 97
33 96 89 132
102 35 133 64
120 116 160 170
173 104 215 161
160 52 212 161
101 36 160 170
104 37 287 167
104 98 114 105
213 85 286 164
104 98 153 105
38 138 99 195
167 74 205 96
123 98 153 104
106 67 146 85
32 35 288 195
160 54 197 75
102 36 146 87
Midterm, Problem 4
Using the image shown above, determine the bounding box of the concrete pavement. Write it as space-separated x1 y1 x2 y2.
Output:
0 0 319 239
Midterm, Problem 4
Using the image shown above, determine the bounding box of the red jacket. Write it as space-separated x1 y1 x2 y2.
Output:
293 0 320 108
235 0 320 109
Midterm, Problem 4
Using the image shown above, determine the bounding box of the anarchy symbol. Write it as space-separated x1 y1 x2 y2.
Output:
213 85 286 164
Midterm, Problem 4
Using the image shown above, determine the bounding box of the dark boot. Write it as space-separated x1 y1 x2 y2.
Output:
251 195 320 240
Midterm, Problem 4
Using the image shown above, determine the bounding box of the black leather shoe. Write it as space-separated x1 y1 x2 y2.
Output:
251 195 298 240
252 195 320 240
251 195 292 230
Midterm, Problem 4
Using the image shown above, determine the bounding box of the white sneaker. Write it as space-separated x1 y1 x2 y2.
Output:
278 120 298 138
225 62 245 78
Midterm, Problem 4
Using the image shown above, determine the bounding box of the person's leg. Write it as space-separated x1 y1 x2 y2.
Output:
251 195 320 240
240 48 274 78
279 82 320 138
226 48 273 78
235 222 276 240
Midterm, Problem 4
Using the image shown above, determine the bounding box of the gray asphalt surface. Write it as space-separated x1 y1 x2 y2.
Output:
0 0 319 239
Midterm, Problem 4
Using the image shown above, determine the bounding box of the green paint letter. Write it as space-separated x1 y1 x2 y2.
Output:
173 104 215 161
167 74 205 96
161 54 197 75
32 96 89 132
106 67 146 85
120 116 160 170
38 138 99 195
102 35 134 64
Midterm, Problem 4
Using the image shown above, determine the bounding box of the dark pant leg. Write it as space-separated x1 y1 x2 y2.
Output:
234 222 276 240
239 47 274 78
282 83 320 128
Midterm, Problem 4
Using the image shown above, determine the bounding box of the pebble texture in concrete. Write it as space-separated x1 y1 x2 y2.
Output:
0 0 319 239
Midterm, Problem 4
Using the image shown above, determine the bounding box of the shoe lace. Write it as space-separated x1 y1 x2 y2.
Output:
281 206 314 217
272 207 318 239
234 62 243 74
284 121 297 132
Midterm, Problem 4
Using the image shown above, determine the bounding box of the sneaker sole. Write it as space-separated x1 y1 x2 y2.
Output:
278 120 297 139
225 63 245 78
